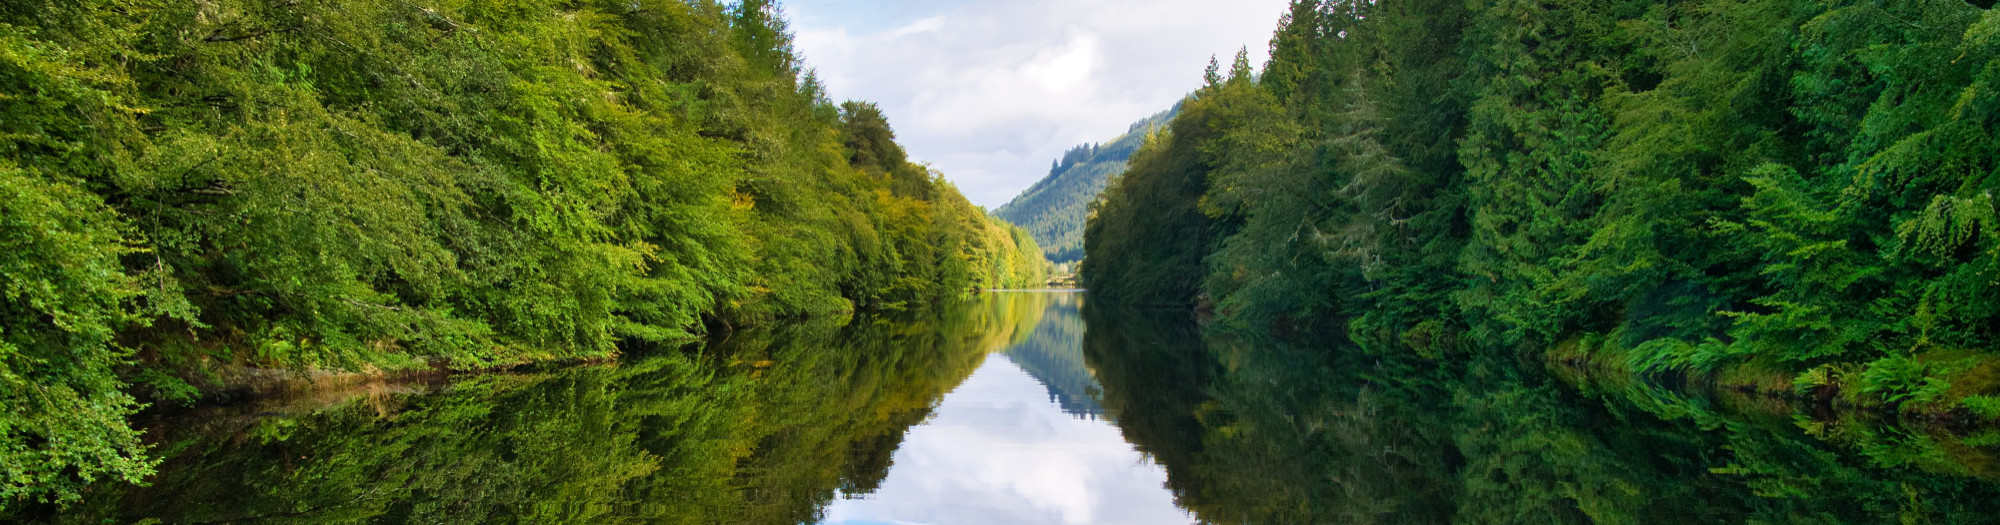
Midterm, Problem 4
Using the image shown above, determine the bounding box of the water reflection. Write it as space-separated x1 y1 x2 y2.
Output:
1002 294 1103 419
1080 302 2000 524
17 292 2000 524
826 293 1191 524
22 295 1043 524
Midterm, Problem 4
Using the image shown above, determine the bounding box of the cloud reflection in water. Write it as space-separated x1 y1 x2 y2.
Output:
823 354 1193 525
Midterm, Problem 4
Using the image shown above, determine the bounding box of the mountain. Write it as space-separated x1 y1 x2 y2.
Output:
994 106 1178 264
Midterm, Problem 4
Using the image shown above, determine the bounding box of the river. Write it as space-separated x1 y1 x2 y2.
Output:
24 291 2000 524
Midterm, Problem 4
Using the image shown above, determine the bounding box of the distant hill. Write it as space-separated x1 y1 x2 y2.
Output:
994 106 1178 264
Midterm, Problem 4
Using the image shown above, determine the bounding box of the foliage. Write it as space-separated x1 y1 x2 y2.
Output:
1080 58 1253 307
1963 395 2000 421
994 108 1176 263
0 0 1043 506
1083 0 2000 405
1860 354 1952 407
0 163 156 507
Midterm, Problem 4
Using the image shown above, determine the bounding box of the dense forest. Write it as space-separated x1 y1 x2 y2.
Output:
0 0 1044 507
1084 0 2000 415
994 108 1175 264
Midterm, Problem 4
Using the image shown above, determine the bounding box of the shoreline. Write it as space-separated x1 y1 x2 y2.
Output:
1544 347 2000 481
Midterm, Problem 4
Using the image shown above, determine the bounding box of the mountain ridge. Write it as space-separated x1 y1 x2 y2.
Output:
994 106 1179 264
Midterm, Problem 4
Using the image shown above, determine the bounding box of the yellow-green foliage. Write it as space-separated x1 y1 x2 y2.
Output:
0 0 1043 507
0 162 158 507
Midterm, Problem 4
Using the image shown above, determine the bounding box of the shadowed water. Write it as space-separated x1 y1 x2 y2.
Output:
17 291 2000 524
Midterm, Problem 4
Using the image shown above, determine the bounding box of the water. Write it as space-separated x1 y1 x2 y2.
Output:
822 353 1190 525
21 291 2000 524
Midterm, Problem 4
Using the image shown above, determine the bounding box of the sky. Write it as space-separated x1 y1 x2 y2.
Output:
785 0 1293 208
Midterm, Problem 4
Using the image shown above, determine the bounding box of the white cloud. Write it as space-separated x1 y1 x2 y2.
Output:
885 15 944 38
786 0 1292 208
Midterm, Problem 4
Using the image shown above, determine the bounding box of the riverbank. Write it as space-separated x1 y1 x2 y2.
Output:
1545 343 2000 483
1545 338 2000 427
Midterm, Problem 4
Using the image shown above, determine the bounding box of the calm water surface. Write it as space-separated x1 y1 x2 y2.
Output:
26 291 2000 523
823 293 1190 524
823 352 1190 525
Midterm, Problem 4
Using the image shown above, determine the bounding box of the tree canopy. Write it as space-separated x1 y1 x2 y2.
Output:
1084 0 2000 414
995 107 1176 264
0 0 1043 507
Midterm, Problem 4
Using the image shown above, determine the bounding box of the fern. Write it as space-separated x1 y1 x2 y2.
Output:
1859 354 1951 406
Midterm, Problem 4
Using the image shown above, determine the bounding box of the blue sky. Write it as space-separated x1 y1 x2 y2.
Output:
784 0 1292 208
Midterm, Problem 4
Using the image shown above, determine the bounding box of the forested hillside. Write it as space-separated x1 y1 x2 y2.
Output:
995 108 1174 263
0 0 1042 507
1086 0 2000 414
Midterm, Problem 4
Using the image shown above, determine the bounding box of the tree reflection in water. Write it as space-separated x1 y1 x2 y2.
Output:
25 294 1045 524
1082 302 2000 524
21 293 2000 524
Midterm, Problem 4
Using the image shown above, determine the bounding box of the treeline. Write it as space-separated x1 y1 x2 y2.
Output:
995 108 1174 264
0 0 1042 507
1085 0 1999 412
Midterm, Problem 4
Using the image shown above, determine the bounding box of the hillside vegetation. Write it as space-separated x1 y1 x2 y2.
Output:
995 108 1174 263
1086 0 2000 413
0 0 1042 507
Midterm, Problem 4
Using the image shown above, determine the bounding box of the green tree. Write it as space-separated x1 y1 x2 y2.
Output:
0 0 1046 505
